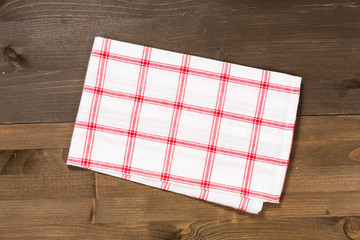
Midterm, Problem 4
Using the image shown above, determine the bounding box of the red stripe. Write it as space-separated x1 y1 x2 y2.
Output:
238 198 250 211
81 39 105 168
122 47 152 179
91 50 299 95
160 54 191 190
199 62 231 200
81 38 111 168
75 121 289 166
67 157 280 202
82 85 294 131
238 197 244 211
241 70 271 211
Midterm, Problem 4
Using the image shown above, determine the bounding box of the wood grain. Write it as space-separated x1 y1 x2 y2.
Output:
262 192 360 218
1 0 360 124
174 218 348 240
1 0 360 239
0 123 73 150
0 174 95 200
285 165 360 193
1 148 73 174
0 198 93 227
0 224 151 240
95 175 360 220
0 218 348 240
288 115 360 168
0 148 95 200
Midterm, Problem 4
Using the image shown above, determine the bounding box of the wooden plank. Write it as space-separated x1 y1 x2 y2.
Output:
93 193 360 222
285 165 360 193
0 199 93 226
289 115 360 168
0 148 84 174
0 148 95 199
1 1 360 124
0 70 84 124
0 218 349 240
0 150 13 170
0 224 150 240
0 123 73 150
172 218 348 240
0 173 95 200
0 150 32 174
262 192 360 218
95 174 360 220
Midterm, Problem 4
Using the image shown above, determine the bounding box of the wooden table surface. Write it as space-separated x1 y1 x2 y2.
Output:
1 0 360 239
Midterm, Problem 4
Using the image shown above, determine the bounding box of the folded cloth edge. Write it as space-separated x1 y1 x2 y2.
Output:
66 161 264 214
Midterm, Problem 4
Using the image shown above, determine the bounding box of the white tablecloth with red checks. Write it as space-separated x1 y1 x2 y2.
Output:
67 37 301 214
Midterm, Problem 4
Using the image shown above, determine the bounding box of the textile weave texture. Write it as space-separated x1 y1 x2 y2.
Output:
67 37 301 214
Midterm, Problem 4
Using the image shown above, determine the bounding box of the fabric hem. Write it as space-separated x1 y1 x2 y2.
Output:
66 161 265 213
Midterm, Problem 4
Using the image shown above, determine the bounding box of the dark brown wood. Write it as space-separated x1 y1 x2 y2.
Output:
0 148 95 200
0 224 152 240
0 199 93 226
95 175 360 220
1 0 360 124
1 0 359 239
0 174 95 200
0 149 72 174
0 218 348 240
285 165 360 193
343 217 360 240
0 123 73 150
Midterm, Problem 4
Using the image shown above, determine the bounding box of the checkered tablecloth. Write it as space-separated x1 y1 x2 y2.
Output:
67 37 301 214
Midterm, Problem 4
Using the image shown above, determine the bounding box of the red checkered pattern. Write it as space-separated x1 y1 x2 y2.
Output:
67 37 301 214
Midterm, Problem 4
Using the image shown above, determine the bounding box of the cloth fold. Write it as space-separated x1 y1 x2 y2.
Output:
67 36 301 214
